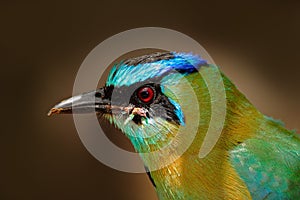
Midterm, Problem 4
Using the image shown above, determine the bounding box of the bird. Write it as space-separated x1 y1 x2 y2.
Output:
49 52 300 199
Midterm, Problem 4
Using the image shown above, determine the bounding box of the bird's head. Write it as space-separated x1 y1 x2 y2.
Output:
49 52 209 152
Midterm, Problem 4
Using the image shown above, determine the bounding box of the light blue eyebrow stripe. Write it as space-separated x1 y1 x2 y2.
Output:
168 98 185 125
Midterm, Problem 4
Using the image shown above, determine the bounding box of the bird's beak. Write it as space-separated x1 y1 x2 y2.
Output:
48 87 111 116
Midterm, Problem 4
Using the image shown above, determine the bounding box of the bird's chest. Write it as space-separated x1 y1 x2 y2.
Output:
150 156 212 199
149 153 251 200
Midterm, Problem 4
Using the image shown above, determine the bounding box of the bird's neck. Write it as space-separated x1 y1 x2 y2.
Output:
133 66 268 199
134 65 263 159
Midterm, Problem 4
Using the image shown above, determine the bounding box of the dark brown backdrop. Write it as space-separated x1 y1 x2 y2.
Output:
1 1 299 199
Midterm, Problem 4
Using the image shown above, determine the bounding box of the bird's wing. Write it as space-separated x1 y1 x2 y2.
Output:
230 135 300 199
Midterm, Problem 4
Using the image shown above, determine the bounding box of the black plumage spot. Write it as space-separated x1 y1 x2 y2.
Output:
132 115 142 125
144 166 156 187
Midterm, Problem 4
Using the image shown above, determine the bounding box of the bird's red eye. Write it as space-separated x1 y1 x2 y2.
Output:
137 86 154 103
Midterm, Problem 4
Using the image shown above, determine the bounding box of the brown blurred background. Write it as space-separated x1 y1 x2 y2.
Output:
1 1 299 199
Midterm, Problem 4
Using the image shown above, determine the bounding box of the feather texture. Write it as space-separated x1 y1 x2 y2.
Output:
105 52 300 199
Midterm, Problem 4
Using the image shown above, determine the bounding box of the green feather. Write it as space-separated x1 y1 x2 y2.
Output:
231 117 300 199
